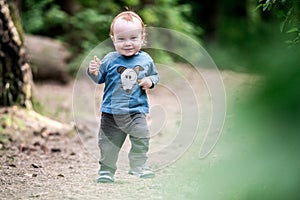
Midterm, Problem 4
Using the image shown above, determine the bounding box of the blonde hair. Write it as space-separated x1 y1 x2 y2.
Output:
110 11 145 38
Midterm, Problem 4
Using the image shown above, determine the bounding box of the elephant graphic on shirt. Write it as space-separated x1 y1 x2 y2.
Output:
117 65 144 93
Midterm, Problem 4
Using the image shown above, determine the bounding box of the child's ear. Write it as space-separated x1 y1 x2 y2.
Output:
142 31 146 41
110 35 114 42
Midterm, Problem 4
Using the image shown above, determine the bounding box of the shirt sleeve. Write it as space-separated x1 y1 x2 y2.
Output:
86 68 101 83
147 61 159 87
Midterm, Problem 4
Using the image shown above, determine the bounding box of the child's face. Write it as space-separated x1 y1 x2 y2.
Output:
112 18 144 57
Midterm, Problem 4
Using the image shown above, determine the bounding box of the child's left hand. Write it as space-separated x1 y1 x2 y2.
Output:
138 77 153 90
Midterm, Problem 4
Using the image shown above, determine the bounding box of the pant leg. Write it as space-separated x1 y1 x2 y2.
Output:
98 113 127 174
127 113 150 169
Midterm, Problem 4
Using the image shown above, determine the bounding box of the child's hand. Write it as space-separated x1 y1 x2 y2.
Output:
88 56 101 76
138 77 153 90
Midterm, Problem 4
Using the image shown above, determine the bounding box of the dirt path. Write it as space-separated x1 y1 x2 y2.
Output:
0 65 257 200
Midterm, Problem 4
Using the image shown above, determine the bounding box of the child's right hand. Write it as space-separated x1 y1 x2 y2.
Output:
88 56 101 76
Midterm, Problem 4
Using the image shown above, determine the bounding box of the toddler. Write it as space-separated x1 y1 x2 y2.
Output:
87 10 159 183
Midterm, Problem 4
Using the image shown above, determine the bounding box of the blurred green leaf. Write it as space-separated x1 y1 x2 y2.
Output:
287 27 299 33
122 0 140 7
44 6 68 27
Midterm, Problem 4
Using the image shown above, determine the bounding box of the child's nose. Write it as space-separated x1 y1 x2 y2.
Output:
124 40 131 45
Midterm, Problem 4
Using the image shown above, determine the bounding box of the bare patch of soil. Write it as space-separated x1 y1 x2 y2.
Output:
0 65 257 199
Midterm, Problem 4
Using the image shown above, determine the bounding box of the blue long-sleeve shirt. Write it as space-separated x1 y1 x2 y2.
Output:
87 51 159 114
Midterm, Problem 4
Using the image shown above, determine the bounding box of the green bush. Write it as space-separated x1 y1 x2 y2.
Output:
22 0 67 34
21 0 202 75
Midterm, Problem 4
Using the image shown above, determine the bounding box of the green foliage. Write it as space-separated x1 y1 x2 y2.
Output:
66 9 112 51
0 111 26 136
257 0 279 11
20 0 299 74
31 96 45 116
142 0 202 39
207 0 300 72
0 133 10 145
209 20 285 72
44 5 68 28
64 9 112 74
22 0 64 34
122 0 140 7
21 0 201 75
140 0 203 63
257 0 300 46
0 114 12 135
161 42 300 200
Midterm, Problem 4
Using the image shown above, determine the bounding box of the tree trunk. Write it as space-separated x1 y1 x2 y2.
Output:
194 0 223 43
0 0 32 108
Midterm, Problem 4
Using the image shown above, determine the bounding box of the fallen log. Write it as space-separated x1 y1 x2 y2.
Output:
24 35 71 84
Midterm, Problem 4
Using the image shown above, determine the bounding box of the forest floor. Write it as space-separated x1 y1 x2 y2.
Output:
0 64 258 200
